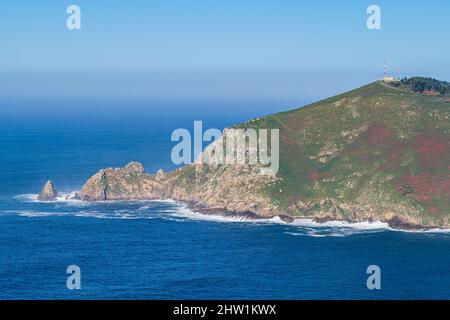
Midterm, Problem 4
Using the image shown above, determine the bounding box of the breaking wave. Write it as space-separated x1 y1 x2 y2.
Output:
14 193 84 204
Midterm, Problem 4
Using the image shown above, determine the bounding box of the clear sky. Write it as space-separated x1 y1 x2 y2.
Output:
1 0 449 104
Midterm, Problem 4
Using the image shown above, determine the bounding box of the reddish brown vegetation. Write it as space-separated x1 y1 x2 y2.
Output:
428 207 440 215
368 125 395 144
383 141 409 170
422 89 440 96
398 173 450 202
308 171 321 181
285 115 314 132
415 134 449 169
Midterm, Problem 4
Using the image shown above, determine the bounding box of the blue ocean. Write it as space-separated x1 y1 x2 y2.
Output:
1 99 450 300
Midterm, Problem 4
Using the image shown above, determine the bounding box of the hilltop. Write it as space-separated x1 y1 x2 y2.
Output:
56 79 450 229
388 77 450 96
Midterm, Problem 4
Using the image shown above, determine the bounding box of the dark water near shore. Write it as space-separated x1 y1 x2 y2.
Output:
1 103 450 299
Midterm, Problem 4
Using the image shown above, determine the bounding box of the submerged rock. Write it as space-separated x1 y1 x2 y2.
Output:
37 180 58 201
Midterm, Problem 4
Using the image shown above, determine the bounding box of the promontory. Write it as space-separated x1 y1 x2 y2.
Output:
44 78 450 229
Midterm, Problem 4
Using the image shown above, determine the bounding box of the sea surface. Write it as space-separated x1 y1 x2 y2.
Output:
1 101 450 299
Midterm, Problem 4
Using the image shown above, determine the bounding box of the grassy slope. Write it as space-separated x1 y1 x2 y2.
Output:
236 81 450 225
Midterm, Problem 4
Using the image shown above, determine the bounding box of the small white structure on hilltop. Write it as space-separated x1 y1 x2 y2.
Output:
382 62 397 82
383 75 396 82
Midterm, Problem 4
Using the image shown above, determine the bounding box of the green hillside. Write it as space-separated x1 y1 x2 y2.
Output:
237 80 450 226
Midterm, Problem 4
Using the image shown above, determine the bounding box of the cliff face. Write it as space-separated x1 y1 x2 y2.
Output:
77 81 450 229
79 160 279 216
79 162 160 201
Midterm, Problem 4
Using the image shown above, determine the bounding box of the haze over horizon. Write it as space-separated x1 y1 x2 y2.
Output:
1 0 449 115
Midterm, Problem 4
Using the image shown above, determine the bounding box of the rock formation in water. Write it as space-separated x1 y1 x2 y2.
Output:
37 180 58 201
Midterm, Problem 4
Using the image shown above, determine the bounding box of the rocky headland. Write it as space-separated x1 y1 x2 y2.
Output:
40 79 450 230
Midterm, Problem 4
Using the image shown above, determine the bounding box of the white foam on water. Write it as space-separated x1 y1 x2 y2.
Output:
8 194 180 220
5 209 155 220
13 194 38 202
73 211 141 220
168 206 283 224
292 219 391 231
137 200 178 211
168 207 450 237
284 219 391 237
9 195 450 236
14 193 84 205
290 218 390 230
10 210 67 218
398 227 450 234
170 209 388 236
15 193 175 203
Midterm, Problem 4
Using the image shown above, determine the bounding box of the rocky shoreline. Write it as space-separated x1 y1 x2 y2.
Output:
188 204 439 230
184 200 295 223
36 176 441 231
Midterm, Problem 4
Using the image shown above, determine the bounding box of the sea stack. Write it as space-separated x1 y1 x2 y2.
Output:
37 180 58 201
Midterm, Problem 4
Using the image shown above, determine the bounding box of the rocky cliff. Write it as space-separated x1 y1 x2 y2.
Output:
75 80 450 229
78 160 280 217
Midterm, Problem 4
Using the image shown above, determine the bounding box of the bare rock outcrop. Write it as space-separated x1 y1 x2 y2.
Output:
79 161 160 201
37 180 58 201
76 158 279 217
155 169 165 182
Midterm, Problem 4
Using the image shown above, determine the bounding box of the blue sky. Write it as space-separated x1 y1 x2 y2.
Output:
1 1 449 104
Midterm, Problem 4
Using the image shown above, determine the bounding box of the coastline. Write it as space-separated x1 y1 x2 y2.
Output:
183 200 295 223
185 202 440 231
19 191 448 232
115 196 445 231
